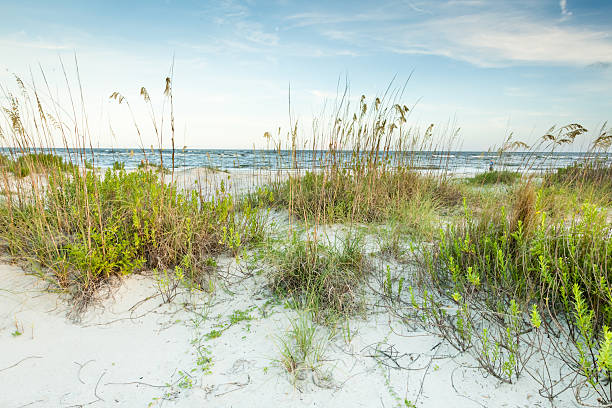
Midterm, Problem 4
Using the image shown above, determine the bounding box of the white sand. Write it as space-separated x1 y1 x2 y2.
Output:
0 253 583 407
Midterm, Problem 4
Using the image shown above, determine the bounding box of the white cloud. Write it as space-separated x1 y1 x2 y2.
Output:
421 14 612 67
297 6 612 68
235 22 279 47
560 0 572 20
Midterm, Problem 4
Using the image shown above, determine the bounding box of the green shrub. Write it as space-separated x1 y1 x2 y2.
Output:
112 161 125 171
418 185 612 399
1 153 76 177
545 160 612 201
137 160 169 174
0 167 266 306
467 170 519 185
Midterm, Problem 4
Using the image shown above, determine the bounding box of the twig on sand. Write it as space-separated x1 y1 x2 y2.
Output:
66 370 106 408
105 380 169 389
414 342 441 405
17 400 44 408
450 366 487 408
74 359 95 384
128 293 161 312
214 374 251 397
93 371 106 403
80 309 156 328
0 355 43 373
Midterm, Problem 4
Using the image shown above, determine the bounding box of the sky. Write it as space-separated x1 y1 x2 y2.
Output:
0 0 611 150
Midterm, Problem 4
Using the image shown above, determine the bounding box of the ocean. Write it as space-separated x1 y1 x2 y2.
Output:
1 148 610 175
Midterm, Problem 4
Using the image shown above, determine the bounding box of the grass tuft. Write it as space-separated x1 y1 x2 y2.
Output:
467 170 520 185
269 232 369 321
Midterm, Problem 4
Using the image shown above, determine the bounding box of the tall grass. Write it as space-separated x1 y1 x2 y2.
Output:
253 85 467 322
260 86 464 226
0 69 265 312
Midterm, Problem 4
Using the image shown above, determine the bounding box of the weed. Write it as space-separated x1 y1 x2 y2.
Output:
112 161 125 171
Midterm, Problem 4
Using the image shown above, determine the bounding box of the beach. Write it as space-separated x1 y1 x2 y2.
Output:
2 165 606 407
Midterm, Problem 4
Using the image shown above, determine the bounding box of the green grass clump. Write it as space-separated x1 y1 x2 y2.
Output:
137 160 170 174
277 312 328 379
269 232 369 320
112 161 125 171
467 170 520 185
267 168 461 224
0 166 266 307
544 160 612 201
1 153 76 177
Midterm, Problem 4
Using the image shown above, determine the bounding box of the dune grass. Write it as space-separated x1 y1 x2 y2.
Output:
545 160 612 203
267 169 461 224
268 231 369 321
0 73 266 312
0 152 76 177
466 169 520 185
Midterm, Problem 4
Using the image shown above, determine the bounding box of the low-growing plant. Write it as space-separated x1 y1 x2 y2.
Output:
268 231 370 321
277 312 328 383
138 160 170 174
0 152 76 177
412 180 612 402
112 161 125 171
545 159 612 201
0 164 266 310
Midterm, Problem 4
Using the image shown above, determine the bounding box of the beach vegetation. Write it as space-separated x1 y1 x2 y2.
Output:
0 152 76 177
466 169 520 185
0 74 267 313
277 312 328 384
268 231 369 321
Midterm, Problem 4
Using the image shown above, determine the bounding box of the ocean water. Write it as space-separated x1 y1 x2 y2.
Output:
1 148 610 174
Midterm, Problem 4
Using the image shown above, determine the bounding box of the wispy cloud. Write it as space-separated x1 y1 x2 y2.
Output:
415 13 612 67
289 2 612 68
559 0 572 21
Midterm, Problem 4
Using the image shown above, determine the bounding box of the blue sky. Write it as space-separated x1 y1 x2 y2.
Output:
1 0 611 149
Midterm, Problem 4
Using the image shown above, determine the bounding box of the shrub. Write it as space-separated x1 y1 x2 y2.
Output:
0 167 266 308
467 170 520 185
545 160 612 201
416 184 612 399
112 161 125 171
137 160 169 174
1 152 76 177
